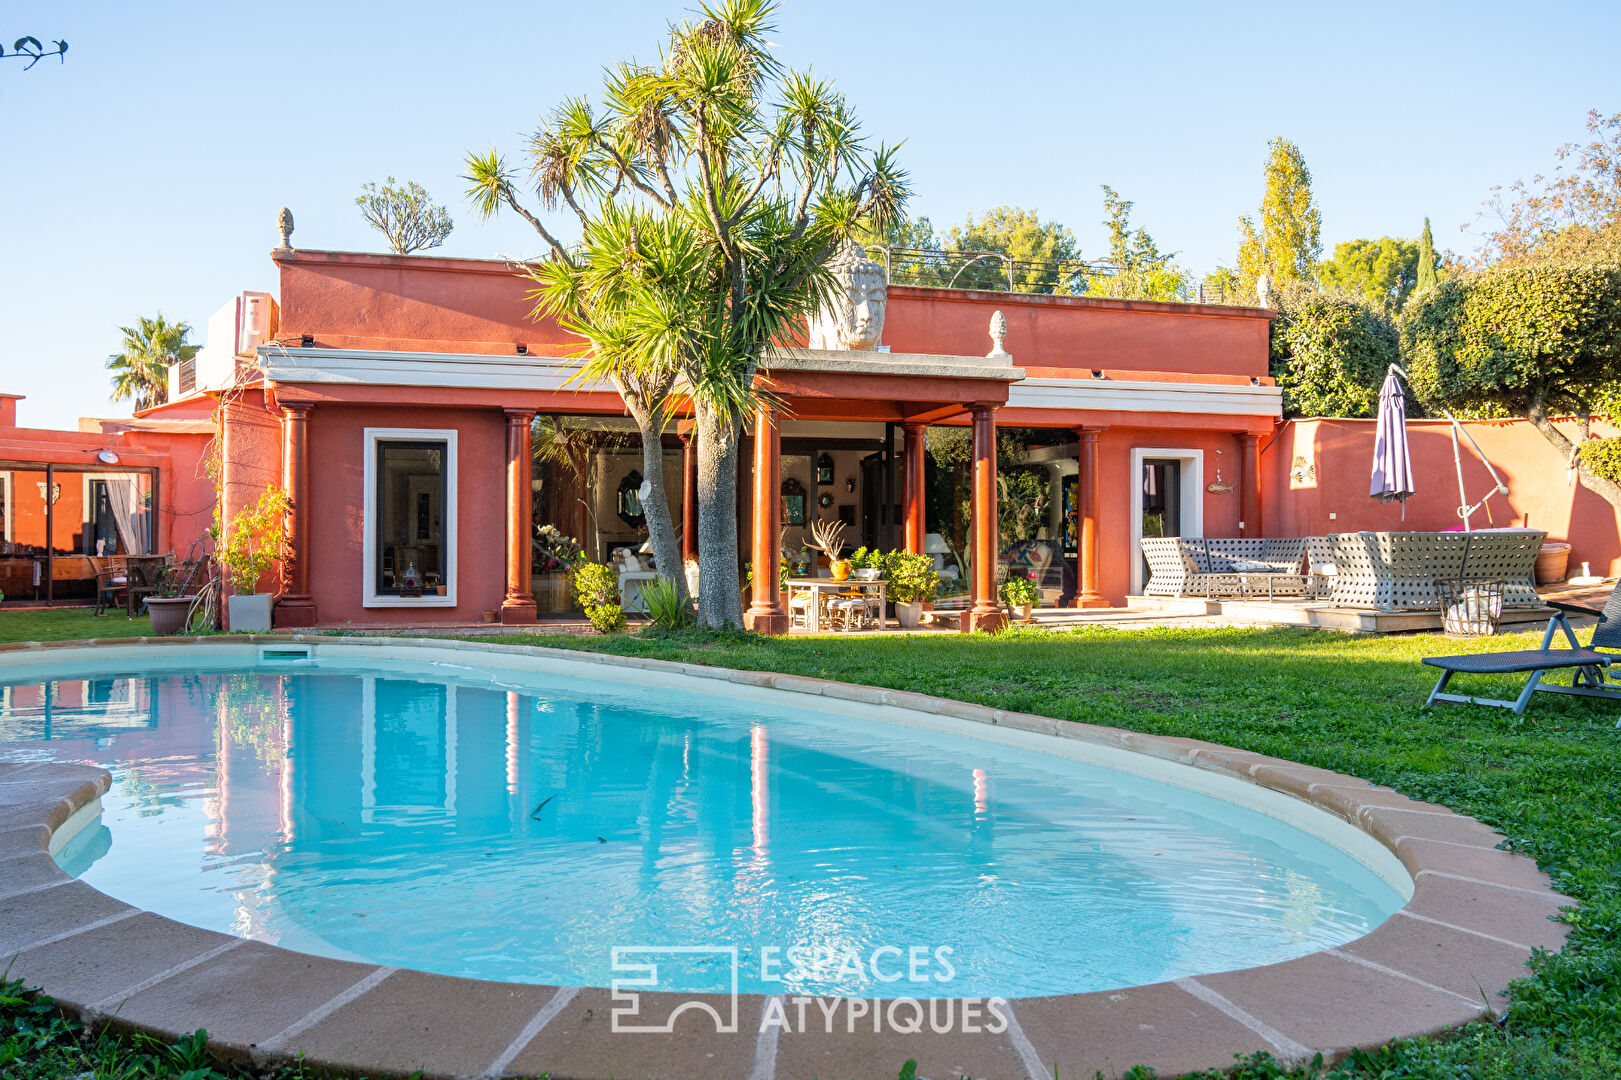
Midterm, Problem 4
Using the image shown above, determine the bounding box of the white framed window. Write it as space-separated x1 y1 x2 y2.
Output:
0 472 11 542
363 427 458 607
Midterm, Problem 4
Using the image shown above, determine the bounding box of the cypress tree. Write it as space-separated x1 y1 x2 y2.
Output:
1416 217 1438 294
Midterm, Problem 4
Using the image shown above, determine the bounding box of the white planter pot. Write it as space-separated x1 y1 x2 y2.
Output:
895 600 923 629
228 592 274 633
1010 602 1033 623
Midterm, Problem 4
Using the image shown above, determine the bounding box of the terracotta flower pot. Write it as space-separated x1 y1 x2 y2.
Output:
1535 542 1571 584
830 560 852 581
146 596 196 636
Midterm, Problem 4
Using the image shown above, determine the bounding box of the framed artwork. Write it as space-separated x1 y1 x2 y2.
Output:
1062 474 1079 555
782 477 806 525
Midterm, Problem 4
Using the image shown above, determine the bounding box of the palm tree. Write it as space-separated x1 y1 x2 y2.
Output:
464 0 906 626
107 314 196 411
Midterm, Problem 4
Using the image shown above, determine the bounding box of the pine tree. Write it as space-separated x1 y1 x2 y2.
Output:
1416 217 1438 294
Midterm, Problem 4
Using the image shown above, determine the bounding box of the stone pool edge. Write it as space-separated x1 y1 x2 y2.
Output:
0 634 1574 1080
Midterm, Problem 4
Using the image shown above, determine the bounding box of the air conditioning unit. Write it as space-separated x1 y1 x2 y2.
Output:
237 292 278 356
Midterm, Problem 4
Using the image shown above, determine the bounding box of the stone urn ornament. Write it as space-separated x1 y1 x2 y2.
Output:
276 207 295 250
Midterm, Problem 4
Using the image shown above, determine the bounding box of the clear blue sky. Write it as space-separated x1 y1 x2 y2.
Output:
2 0 1617 428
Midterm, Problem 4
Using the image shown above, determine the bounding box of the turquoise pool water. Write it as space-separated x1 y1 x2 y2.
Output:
1 659 1404 997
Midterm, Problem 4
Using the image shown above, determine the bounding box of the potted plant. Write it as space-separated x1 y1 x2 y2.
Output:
146 556 202 635
809 519 850 580
214 487 291 633
888 552 939 629
1000 572 1039 623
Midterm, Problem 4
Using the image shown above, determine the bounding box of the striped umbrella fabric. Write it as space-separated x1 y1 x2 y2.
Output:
1370 371 1415 511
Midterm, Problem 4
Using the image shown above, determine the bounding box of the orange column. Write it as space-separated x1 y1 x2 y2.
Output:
681 433 697 565
500 409 538 624
903 422 926 554
744 404 788 635
273 402 317 627
1239 431 1261 538
1075 426 1107 608
963 403 1008 633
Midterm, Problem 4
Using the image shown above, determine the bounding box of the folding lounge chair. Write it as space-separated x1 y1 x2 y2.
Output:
1422 581 1621 724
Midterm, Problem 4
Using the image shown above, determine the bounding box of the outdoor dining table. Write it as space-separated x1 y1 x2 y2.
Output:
785 577 889 633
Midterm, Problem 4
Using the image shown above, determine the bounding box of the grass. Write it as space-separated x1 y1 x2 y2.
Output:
3 619 1618 1079
0 608 151 643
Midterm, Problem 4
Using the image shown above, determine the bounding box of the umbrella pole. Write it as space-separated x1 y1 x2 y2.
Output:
1452 423 1471 531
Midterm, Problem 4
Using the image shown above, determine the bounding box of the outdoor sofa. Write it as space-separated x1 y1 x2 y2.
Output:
1310 529 1544 613
1142 530 1546 613
1140 537 1309 599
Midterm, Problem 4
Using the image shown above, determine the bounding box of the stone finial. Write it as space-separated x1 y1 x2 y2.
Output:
807 240 887 350
276 207 295 251
1255 273 1273 309
987 310 1010 359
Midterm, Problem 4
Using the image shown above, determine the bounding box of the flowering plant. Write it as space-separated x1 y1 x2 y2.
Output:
534 524 585 573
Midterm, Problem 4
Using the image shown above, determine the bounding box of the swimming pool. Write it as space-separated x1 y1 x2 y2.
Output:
1 647 1406 999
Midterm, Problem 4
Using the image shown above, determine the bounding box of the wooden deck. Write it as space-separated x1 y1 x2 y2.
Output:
1121 595 1557 634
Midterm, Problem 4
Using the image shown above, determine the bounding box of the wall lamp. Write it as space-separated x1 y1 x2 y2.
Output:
1090 369 1105 380
516 343 529 355
300 334 314 347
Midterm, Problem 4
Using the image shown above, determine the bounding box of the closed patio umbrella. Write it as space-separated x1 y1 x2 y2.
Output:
1370 368 1415 514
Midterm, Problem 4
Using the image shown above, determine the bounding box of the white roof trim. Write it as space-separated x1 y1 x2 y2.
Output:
1007 376 1283 417
258 346 604 392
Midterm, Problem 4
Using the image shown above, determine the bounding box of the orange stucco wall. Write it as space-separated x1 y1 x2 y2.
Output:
303 403 507 625
274 250 569 355
884 287 1272 380
1080 426 1252 603
1264 417 1621 576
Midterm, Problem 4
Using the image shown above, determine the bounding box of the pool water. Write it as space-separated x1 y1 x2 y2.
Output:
0 660 1403 997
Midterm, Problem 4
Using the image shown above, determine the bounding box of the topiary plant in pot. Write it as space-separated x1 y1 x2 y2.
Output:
887 552 939 629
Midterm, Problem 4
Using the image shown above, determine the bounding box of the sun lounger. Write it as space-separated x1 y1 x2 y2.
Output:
1422 582 1621 724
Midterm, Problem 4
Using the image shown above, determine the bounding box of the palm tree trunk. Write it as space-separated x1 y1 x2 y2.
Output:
633 414 685 600
694 399 744 628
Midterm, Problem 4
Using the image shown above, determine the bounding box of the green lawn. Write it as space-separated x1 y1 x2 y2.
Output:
3 621 1618 1079
0 607 151 644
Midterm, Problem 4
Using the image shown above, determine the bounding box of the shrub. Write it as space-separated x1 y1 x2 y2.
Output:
212 487 291 596
846 546 887 571
570 561 626 633
1000 572 1039 607
643 575 694 630
1579 437 1621 485
887 552 939 603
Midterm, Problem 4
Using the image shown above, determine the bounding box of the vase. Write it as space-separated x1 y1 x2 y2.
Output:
895 600 923 628
830 560 852 581
146 595 196 636
1010 602 1033 623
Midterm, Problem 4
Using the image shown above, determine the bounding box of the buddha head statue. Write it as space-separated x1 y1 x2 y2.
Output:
807 240 887 351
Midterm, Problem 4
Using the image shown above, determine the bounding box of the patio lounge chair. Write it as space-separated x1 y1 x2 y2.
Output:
1421 582 1621 724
